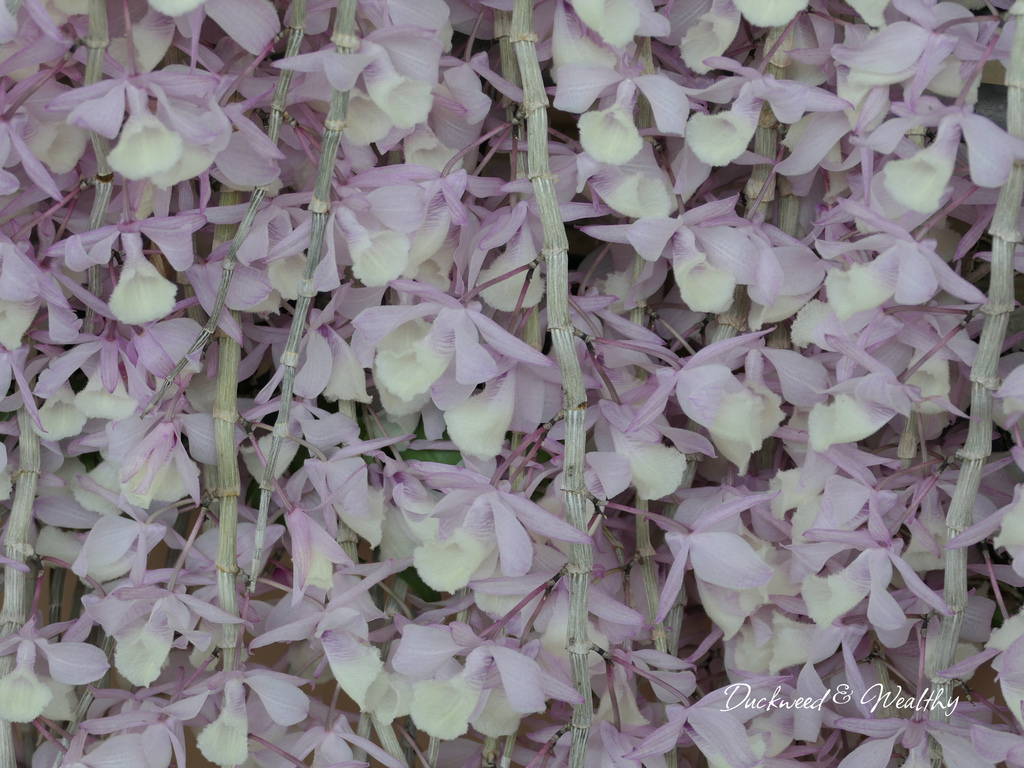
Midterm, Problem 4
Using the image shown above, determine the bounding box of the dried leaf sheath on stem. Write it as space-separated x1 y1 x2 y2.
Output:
511 1 593 766
929 2 1024 762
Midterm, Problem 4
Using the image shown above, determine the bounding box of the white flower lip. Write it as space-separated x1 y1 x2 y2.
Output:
107 110 184 181
146 0 206 16
579 103 643 165
0 661 52 723
109 256 178 326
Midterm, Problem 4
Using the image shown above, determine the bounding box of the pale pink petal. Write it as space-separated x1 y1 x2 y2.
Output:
689 532 772 590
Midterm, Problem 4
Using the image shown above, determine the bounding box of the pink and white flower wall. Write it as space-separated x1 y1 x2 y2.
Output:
0 0 1023 766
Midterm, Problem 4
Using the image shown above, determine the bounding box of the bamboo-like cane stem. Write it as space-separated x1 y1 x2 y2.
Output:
147 0 308 413
510 2 593 765
0 410 40 768
494 10 528 197
897 130 928 470
630 37 668 658
928 5 1024 762
83 0 112 330
774 32 801 235
212 191 243 670
478 27 533 768
710 28 789 346
248 0 355 592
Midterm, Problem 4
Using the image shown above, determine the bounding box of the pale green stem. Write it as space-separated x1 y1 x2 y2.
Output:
898 412 920 470
500 732 517 768
83 0 113 330
511 2 593 765
371 713 409 768
482 737 500 767
494 10 528 197
147 0 308 413
710 28 789 346
351 565 409 764
249 0 355 592
897 128 929 470
630 38 668 659
213 194 243 671
929 6 1024 765
0 410 40 768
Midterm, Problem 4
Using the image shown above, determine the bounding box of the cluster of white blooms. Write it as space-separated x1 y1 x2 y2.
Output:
1 1 1024 767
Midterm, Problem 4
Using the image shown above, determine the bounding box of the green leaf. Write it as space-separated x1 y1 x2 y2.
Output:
399 566 443 602
402 449 463 466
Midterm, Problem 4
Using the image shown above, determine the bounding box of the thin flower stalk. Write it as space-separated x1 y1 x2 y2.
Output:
82 0 113 330
929 2 1024 755
500 732 516 768
148 0 308 412
631 36 668 658
494 9 527 197
482 737 499 768
511 1 593 765
709 26 789 346
745 27 785 221
426 734 440 767
251 0 357 593
0 410 39 768
350 577 410 765
371 713 409 768
897 128 930 469
464 24 534 768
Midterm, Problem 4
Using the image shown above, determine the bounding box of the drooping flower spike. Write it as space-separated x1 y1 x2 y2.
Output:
2 1 1024 768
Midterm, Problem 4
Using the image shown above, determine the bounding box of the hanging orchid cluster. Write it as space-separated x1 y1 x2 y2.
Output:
3 0 1024 766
